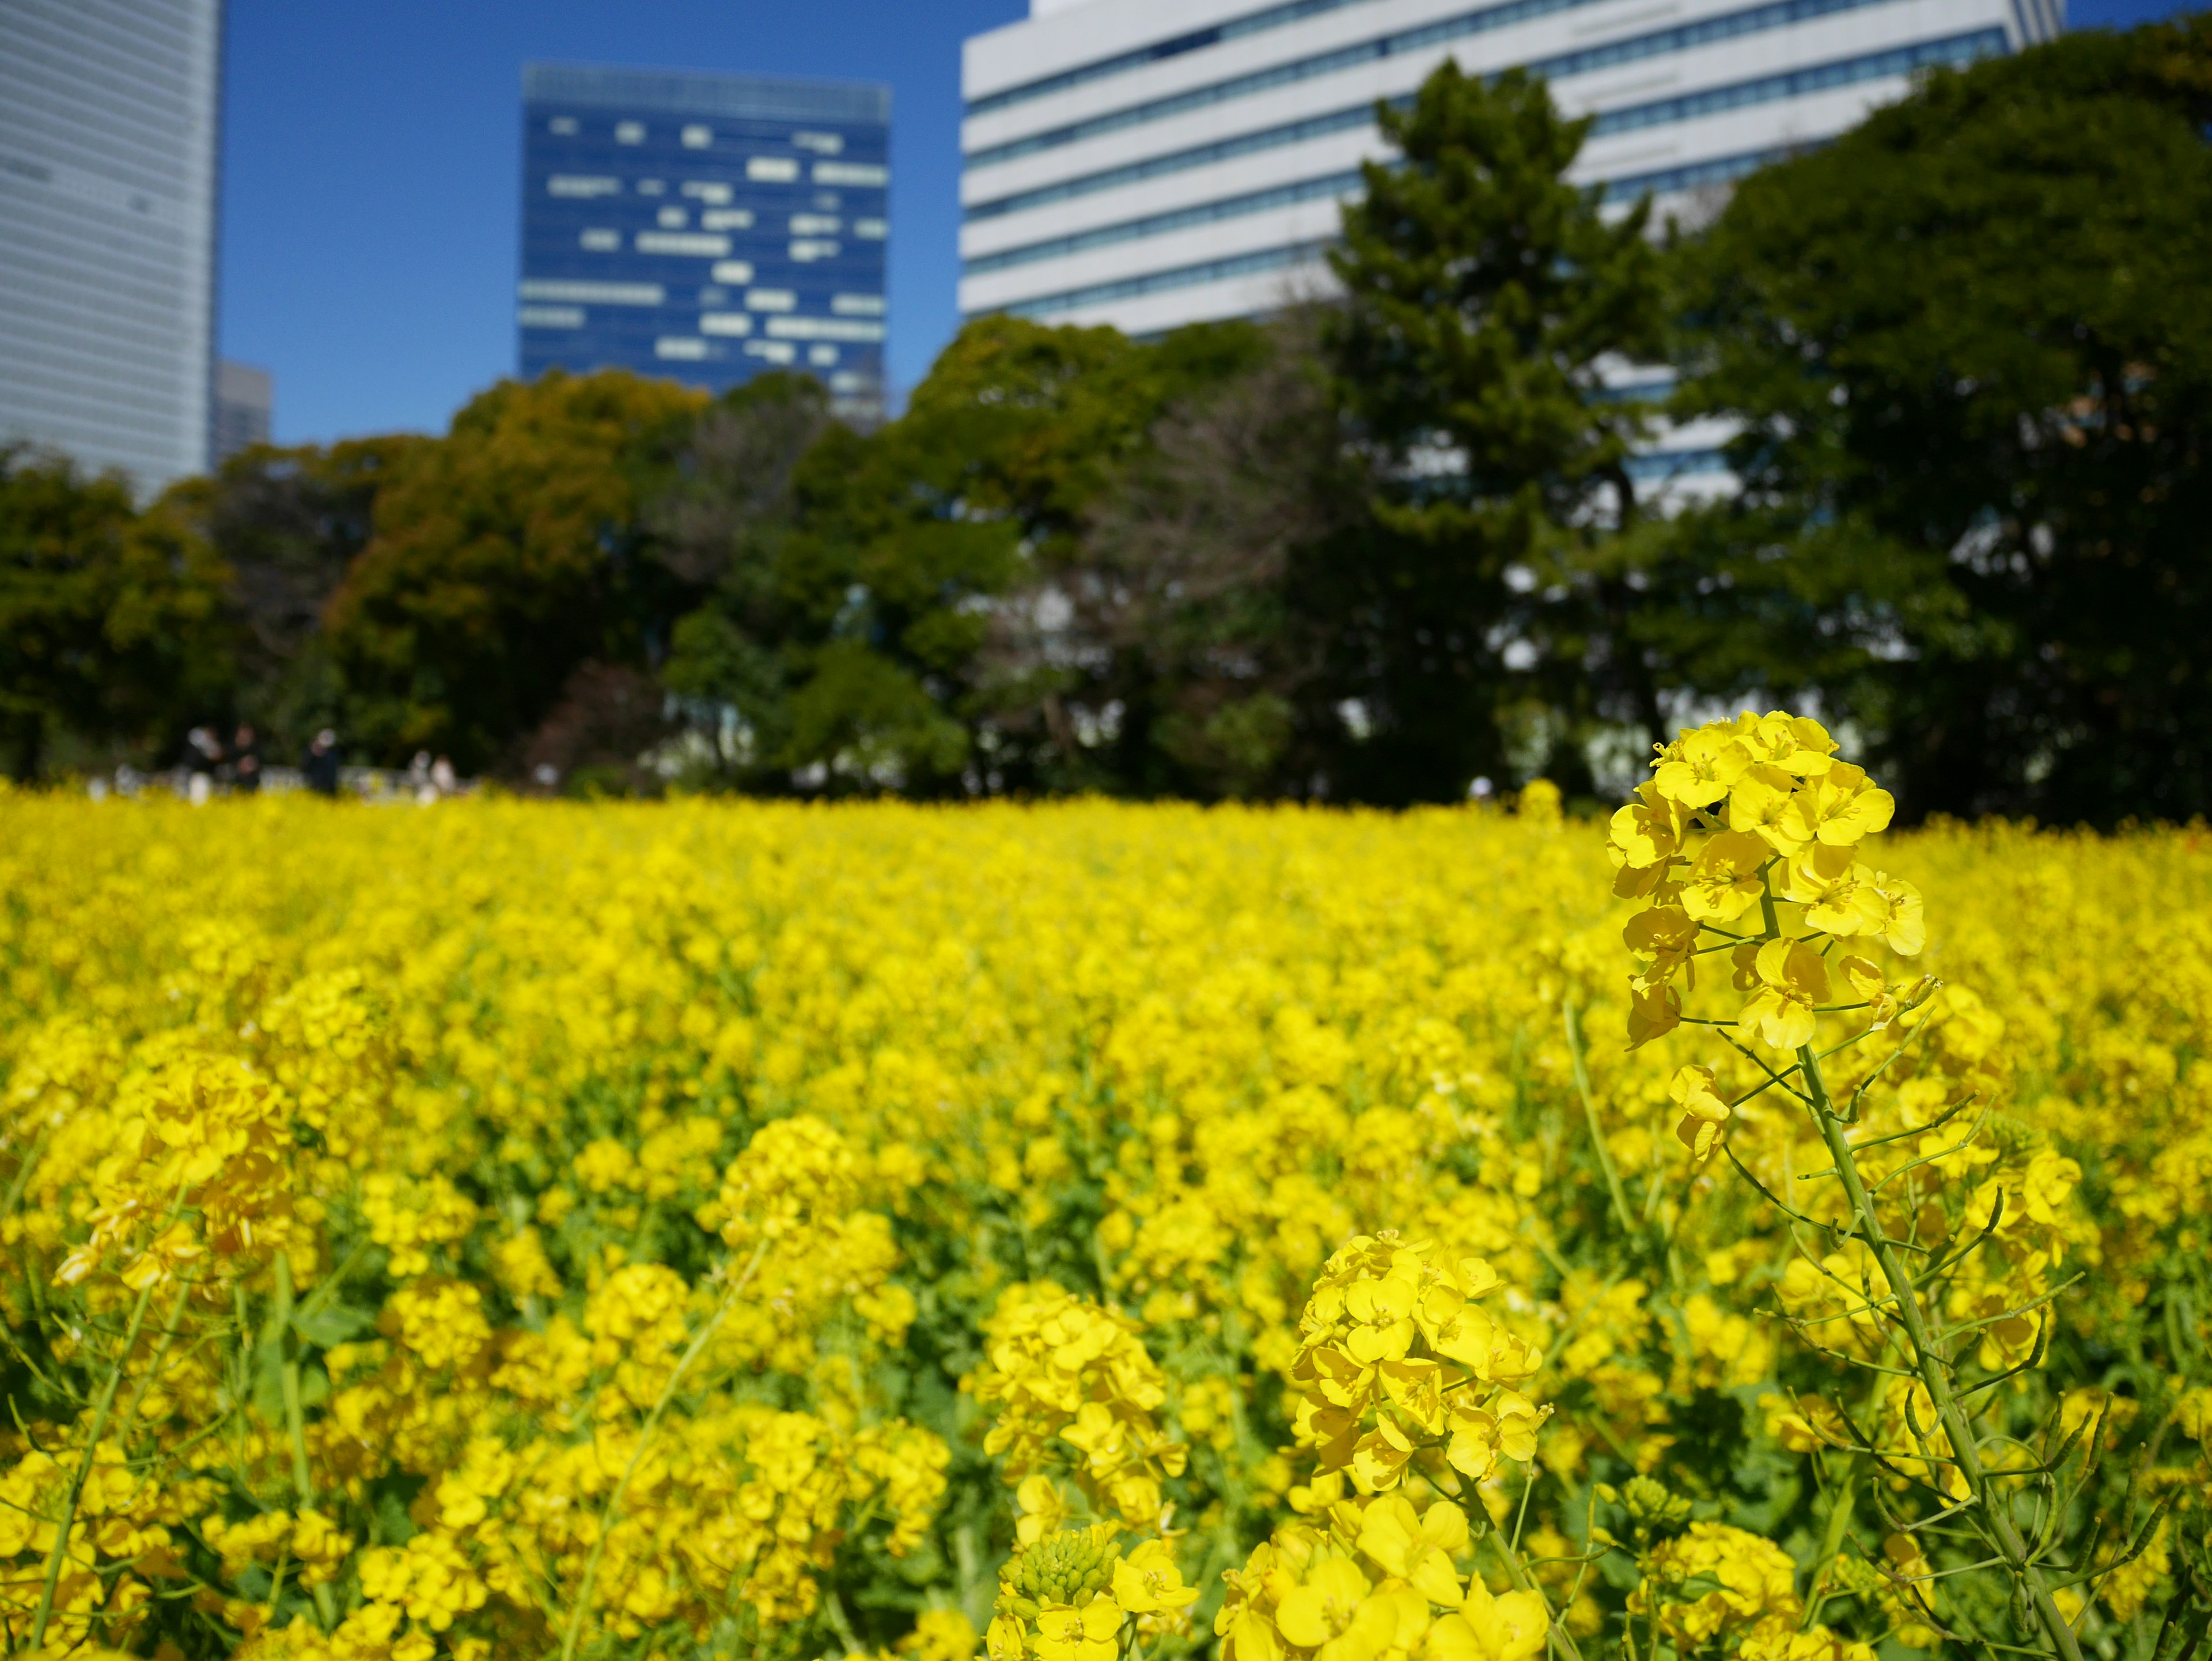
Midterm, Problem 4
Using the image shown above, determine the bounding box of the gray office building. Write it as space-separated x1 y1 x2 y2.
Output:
1 0 224 495
211 358 270 462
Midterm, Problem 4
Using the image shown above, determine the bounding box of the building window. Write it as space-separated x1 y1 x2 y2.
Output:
636 230 731 256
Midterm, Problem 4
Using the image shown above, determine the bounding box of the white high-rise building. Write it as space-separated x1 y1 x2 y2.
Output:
960 0 2059 339
0 0 225 494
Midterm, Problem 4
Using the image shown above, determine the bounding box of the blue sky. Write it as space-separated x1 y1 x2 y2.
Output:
218 0 2194 445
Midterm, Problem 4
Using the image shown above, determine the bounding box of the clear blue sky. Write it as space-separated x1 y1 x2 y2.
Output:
219 0 1025 444
218 0 2194 446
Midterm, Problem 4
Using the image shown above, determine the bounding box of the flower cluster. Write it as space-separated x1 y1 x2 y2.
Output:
986 1524 1199 1661
1216 1236 1558 1661
1289 1235 1547 1495
1627 1524 1873 1661
1608 712 1923 1077
967 1284 1188 1531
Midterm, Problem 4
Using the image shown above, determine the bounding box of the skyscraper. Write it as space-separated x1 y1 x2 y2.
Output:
0 0 224 494
959 0 2059 338
519 63 891 422
211 358 271 463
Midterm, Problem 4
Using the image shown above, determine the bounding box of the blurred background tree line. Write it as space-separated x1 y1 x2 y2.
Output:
5 16 2208 823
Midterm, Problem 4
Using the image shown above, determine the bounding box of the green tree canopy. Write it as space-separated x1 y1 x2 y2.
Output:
325 370 703 770
1662 16 2212 823
0 446 233 779
660 319 1273 794
1324 59 1669 802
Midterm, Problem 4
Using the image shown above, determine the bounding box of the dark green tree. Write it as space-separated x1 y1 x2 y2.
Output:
1323 58 1669 803
324 370 702 770
1660 17 2212 823
0 445 233 780
1074 312 1358 799
157 437 420 752
658 320 1273 794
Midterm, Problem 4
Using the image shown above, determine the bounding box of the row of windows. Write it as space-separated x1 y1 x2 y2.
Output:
984 28 1988 319
647 337 857 368
968 0 1389 118
967 30 1980 290
1002 240 1330 319
560 218 887 247
1586 25 2001 135
546 114 851 154
964 169 1363 276
521 64 888 130
967 0 1937 171
535 154 887 188
1624 448 1728 480
517 305 886 343
967 0 1945 225
517 279 881 313
1595 140 1811 200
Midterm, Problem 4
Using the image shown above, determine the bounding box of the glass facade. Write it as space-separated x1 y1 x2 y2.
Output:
520 63 890 422
0 0 223 494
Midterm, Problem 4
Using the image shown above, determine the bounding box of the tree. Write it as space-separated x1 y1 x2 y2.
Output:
659 320 1272 794
1073 312 1359 799
156 437 420 751
0 445 233 779
1664 17 2212 823
1323 58 1669 803
324 371 703 770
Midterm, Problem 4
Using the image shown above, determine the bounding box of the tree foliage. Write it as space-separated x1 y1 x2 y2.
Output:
1324 62 1669 801
0 446 233 779
324 370 703 770
1661 16 2212 823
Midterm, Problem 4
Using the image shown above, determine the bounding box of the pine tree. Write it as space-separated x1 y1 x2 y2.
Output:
1320 60 1668 801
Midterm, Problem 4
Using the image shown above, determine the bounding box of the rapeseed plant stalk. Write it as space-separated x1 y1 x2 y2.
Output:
1604 712 2184 1661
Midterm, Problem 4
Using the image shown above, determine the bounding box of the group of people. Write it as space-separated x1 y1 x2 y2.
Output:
164 727 470 804
181 723 344 799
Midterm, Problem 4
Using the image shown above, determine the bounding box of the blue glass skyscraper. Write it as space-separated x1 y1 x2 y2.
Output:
519 63 889 421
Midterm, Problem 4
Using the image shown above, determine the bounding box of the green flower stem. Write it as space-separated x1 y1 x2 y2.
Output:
28 1267 161 1648
1796 1039 2084 1661
273 1252 339 1629
1738 873 2083 1661
557 1237 770 1661
1563 1001 1637 1241
1801 1451 1864 1630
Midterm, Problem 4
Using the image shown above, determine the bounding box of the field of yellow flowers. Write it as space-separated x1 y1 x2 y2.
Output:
3 721 2209 1661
